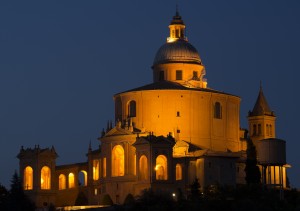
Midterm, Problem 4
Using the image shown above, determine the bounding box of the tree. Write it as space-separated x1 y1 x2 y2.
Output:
244 139 261 185
135 189 174 211
0 183 8 211
75 191 88 205
190 178 201 200
123 193 135 206
8 171 35 211
101 194 113 206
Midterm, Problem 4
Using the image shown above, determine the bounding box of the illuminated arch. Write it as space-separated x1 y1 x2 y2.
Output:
68 173 75 188
58 174 66 190
128 100 136 117
41 166 51 189
24 166 33 190
93 160 100 180
79 170 87 186
112 145 125 177
176 164 182 180
155 155 168 180
139 155 148 180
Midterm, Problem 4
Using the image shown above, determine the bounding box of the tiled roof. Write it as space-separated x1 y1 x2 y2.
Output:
116 80 237 96
249 86 274 116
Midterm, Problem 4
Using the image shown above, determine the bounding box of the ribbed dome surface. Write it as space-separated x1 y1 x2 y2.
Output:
153 40 201 65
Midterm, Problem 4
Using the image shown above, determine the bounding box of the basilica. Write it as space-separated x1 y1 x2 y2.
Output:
17 10 289 208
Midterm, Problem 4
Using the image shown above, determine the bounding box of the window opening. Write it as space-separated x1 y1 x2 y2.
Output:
139 155 148 180
214 102 222 119
155 155 168 180
41 166 51 190
68 173 75 188
112 145 125 177
176 70 182 80
128 101 136 117
58 174 66 190
175 164 182 180
159 71 164 81
24 166 33 190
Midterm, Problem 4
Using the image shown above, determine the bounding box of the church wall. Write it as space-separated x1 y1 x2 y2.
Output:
116 89 240 152
226 98 241 151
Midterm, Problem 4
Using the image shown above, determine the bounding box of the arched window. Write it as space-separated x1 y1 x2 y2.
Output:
253 124 257 136
258 124 262 135
266 124 269 136
41 166 51 190
68 173 75 188
155 155 168 180
79 171 87 186
214 102 222 119
58 174 66 190
93 160 100 181
176 164 182 180
139 155 148 180
112 145 125 177
24 166 33 190
128 101 136 117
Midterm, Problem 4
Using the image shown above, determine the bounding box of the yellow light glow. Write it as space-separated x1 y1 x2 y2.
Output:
68 173 75 188
41 166 51 189
155 164 161 171
167 37 178 43
59 174 66 190
24 166 33 190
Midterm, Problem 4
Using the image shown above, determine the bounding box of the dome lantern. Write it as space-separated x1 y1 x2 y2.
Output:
167 7 187 43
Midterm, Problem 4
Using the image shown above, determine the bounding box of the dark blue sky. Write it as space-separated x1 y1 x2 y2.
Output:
1 1 299 188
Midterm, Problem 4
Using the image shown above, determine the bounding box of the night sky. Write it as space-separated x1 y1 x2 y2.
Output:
1 1 299 188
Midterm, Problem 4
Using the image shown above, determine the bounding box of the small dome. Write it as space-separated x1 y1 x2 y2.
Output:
153 40 202 66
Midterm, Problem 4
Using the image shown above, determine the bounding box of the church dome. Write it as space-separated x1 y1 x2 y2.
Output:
153 40 202 65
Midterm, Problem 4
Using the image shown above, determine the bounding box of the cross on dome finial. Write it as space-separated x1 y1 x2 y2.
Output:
176 4 179 16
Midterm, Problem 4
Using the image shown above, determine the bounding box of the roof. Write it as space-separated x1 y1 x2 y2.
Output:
133 135 175 146
249 85 274 117
115 80 238 97
153 40 202 66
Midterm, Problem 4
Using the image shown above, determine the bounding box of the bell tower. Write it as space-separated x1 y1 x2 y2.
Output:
248 84 276 143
